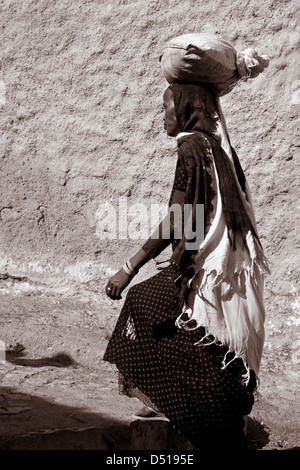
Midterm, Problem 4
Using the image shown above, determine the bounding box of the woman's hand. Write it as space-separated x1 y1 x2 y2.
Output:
105 248 151 300
105 268 133 300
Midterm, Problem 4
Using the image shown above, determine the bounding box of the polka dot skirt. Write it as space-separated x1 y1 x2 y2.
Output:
103 264 256 450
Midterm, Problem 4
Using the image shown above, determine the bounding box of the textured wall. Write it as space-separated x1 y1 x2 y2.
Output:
0 0 299 305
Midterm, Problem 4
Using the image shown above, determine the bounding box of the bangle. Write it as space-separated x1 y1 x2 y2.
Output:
123 260 139 277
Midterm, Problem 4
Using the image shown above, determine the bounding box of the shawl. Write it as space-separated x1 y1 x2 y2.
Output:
167 82 270 382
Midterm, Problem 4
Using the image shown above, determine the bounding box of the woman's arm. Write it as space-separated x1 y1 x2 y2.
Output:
105 189 185 300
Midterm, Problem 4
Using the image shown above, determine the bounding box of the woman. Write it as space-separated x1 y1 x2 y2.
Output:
103 82 269 450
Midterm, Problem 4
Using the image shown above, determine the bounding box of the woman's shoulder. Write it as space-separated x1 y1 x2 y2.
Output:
177 131 213 147
177 131 213 159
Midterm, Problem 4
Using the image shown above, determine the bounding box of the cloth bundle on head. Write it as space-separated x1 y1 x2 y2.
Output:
160 33 269 96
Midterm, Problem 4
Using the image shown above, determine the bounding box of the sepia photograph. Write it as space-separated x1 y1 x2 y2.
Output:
0 0 299 456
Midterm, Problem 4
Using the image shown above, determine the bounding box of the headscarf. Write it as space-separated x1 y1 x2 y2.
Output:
171 81 220 134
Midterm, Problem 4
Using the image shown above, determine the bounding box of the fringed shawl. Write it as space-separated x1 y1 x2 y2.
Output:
169 131 269 380
166 82 270 381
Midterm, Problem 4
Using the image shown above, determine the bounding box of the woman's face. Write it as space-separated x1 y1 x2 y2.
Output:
163 87 179 137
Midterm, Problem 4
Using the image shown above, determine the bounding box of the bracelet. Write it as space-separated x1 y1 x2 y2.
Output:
123 260 139 277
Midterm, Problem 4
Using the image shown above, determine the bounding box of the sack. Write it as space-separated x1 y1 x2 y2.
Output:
160 33 249 96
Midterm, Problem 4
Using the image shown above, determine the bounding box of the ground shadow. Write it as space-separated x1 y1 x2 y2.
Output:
247 418 300 451
0 386 132 450
5 343 76 368
246 417 270 450
0 386 298 451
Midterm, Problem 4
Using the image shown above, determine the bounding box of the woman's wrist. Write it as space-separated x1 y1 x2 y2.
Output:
122 248 152 277
122 260 139 277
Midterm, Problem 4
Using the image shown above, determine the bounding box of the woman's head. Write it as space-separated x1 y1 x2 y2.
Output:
164 82 220 135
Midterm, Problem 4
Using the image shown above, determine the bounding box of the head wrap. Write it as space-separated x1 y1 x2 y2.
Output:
171 81 219 134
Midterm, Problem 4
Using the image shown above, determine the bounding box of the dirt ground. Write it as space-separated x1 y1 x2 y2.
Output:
0 283 299 451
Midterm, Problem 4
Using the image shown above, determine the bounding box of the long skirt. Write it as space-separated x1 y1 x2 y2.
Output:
103 264 256 450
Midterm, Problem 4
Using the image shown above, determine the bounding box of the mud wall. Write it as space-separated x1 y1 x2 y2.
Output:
0 0 299 308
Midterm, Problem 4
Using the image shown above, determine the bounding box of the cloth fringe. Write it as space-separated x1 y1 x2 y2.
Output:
175 310 253 386
174 250 269 386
